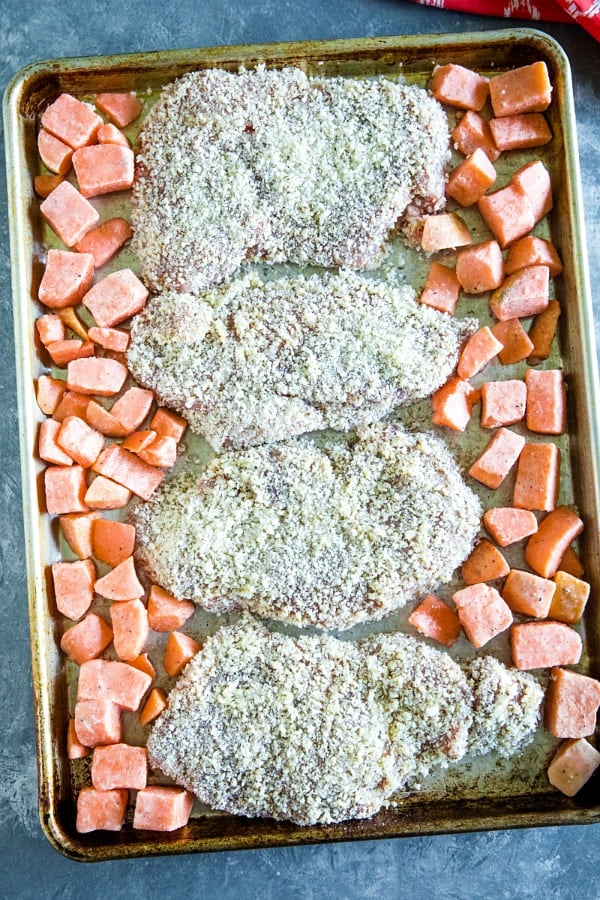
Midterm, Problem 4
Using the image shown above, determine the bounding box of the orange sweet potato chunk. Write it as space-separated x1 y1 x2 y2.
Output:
38 418 74 467
94 556 144 602
547 738 600 797
57 415 105 468
72 144 135 198
452 583 513 649
110 386 154 433
445 148 496 207
480 379 527 429
478 184 535 249
150 408 187 442
489 61 552 117
421 212 472 253
163 631 201 677
525 368 566 435
505 236 563 278
92 518 136 567
91 743 148 791
76 786 128 833
482 507 537 547
545 667 600 738
133 786 194 832
489 266 550 321
88 326 130 352
77 658 152 712
429 63 489 111
111 599 149 661
41 93 103 149
67 718 91 760
549 570 590 624
513 443 560 512
67 356 128 397
419 262 460 315
92 444 164 500
82 268 149 327
60 612 114 665
74 699 122 747
491 319 534 365
45 464 89 515
37 129 73 175
408 594 460 647
46 338 95 367
489 113 552 151
432 376 479 432
38 248 95 309
510 620 582 670
511 160 553 223
34 174 64 198
501 568 555 618
451 110 500 162
461 540 509 585
468 428 525 490
84 474 132 510
139 687 167 726
95 91 142 128
75 217 133 268
59 511 99 559
147 585 195 633
455 241 504 295
456 326 503 379
40 180 99 248
36 375 67 416
524 506 584 577
51 557 96 619
528 300 562 361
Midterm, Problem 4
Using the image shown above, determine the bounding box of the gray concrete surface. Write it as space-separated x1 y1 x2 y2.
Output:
1 1 599 897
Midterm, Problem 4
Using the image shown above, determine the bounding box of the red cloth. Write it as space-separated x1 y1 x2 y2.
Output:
408 0 600 42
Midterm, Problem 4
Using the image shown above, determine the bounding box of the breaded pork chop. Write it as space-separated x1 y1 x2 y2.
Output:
147 617 543 825
130 423 482 631
132 66 449 293
126 270 473 451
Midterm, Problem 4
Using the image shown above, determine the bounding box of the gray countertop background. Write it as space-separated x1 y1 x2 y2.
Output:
1 1 599 897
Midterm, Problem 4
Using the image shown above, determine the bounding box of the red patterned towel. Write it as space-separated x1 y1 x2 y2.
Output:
408 0 600 41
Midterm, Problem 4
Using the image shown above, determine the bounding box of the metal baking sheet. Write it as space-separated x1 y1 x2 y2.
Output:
4 29 600 861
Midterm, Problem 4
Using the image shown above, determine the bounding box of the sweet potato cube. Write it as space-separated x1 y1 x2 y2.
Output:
92 743 148 791
82 268 149 327
38 418 74 466
138 434 178 468
505 236 563 278
164 631 201 677
482 507 537 547
502 568 555 618
139 687 168 726
549 570 590 624
408 594 460 647
44 464 89 515
52 558 95 620
489 61 552 117
457 326 503 379
97 123 130 147
60 612 114 665
150 408 188 442
545 668 600 739
40 180 99 248
446 148 497 207
59 511 99 559
36 314 65 346
85 400 129 438
419 262 460 315
67 718 91 760
92 444 164 500
46 339 95 367
76 787 128 833
525 506 584 577
478 183 535 249
525 369 566 435
133 786 194 832
468 428 525 490
36 375 67 415
492 319 534 365
528 300 562 362
41 93 103 149
53 390 90 422
511 160 553 223
57 415 105 467
456 240 504 294
95 91 142 128
75 217 133 268
84 475 132 510
74 699 122 747
92 518 136 567
489 113 552 151
547 738 600 797
432 376 479 432
77 658 152 711
147 585 195 633
37 129 73 175
34 174 64 197
452 583 513 649
558 546 585 580
94 556 144 602
73 144 134 198
67 356 128 397
111 599 149 661
510 620 582 670
461 540 509 585
38 248 95 309
513 443 560 512
489 266 549 321
88 326 130 352
480 379 526 428
421 212 471 253
129 653 156 680
451 110 500 161
429 63 489 111
110 386 154 433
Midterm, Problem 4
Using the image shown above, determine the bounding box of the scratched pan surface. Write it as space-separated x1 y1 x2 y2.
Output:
4 30 600 861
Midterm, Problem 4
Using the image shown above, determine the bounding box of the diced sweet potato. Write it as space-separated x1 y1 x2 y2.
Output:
57 415 105 467
85 400 129 438
133 786 194 832
489 61 552 117
58 306 89 341
72 144 135 198
504 236 563 277
421 212 471 253
77 658 152 711
429 63 489 111
44 464 89 515
419 262 460 315
451 110 500 162
94 556 144 602
122 430 157 454
489 113 552 151
82 268 149 327
84 475 132 510
482 507 537 547
36 314 65 346
478 183 535 249
547 738 600 797
510 160 553 223
76 786 128 833
92 444 164 500
491 319 534 365
432 376 479 432
34 174 64 198
525 369 566 435
457 326 503 379
138 434 178 468
513 443 560 512
51 557 95 619
559 546 585 580
139 687 167 726
525 506 584 577
40 180 99 248
36 375 67 415
91 518 136 567
452 583 513 649
60 612 114 664
545 667 600 738
489 266 550 321
549 570 590 624
38 248 95 309
528 300 561 361
468 428 525 490
129 652 156 680
480 379 527 428
46 338 95 367
461 539 509 585
95 91 142 128
407 594 460 647
455 240 504 294
111 599 149 661
147 585 195 633
74 699 122 747
445 148 496 207
163 631 201 677
110 386 154 433
510 620 582 670
59 511 99 559
66 356 128 397
53 389 90 423
92 743 148 791
38 419 74 466
67 718 91 759
75 217 133 268
150 408 187 442
88 326 130 352
97 123 131 147
37 128 73 175
501 568 555 618
42 93 103 149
